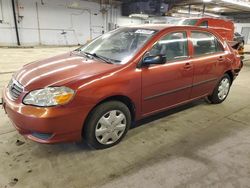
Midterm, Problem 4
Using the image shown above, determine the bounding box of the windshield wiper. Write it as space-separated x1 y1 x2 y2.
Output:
81 52 113 64
72 49 91 59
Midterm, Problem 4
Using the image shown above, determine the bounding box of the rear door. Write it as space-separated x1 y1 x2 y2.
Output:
190 31 226 99
141 31 193 116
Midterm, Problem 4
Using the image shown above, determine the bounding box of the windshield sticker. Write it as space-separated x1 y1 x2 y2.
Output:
135 29 155 35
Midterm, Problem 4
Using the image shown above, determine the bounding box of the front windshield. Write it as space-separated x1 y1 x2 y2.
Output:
179 19 198 26
79 28 157 64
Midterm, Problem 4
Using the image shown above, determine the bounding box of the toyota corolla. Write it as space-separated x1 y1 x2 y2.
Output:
2 25 242 149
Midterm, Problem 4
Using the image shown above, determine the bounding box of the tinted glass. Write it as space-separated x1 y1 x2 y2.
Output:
149 32 188 61
216 39 224 52
191 31 220 56
180 19 198 26
199 21 208 28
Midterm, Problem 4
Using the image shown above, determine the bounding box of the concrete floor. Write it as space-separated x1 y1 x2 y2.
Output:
0 47 250 188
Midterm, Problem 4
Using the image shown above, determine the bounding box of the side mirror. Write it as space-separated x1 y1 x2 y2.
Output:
142 55 166 65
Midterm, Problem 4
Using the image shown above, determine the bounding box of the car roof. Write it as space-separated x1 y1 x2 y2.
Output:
126 24 174 31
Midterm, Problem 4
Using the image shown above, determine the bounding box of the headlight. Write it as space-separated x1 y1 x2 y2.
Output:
23 86 75 107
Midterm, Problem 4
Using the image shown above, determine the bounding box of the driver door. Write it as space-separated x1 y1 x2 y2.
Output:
141 31 193 116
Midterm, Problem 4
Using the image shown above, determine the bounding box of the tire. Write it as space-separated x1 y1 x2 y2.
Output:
207 74 231 104
83 101 131 149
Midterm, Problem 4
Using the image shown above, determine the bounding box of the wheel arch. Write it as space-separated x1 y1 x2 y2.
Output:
82 95 136 137
224 70 234 83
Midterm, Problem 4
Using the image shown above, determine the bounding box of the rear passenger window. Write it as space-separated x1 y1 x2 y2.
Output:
191 31 223 56
216 40 224 52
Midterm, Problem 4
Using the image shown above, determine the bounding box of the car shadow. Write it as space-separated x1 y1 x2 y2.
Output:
132 99 205 129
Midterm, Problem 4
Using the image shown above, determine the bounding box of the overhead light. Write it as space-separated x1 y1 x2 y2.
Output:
68 1 80 8
222 0 250 8
212 7 222 11
129 14 149 19
203 0 212 2
178 10 200 15
205 12 221 17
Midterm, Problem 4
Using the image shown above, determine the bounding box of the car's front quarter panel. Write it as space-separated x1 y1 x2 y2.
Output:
72 64 142 122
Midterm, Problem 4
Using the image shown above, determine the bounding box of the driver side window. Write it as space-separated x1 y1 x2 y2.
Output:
148 32 188 62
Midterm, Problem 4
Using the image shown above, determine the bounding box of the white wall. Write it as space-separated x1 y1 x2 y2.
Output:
234 23 250 33
0 0 142 46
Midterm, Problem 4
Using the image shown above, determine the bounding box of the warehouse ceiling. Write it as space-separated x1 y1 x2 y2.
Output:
170 0 250 20
80 0 250 20
81 0 121 4
171 0 250 12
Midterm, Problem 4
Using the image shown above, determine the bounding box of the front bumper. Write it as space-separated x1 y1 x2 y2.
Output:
2 87 86 144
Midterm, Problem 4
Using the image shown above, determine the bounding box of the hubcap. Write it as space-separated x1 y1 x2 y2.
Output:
95 110 126 145
218 78 230 100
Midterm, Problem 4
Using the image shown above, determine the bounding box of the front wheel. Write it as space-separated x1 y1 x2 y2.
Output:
207 74 231 104
84 101 131 149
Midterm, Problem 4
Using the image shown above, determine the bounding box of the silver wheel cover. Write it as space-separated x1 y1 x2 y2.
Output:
218 77 230 100
95 110 127 145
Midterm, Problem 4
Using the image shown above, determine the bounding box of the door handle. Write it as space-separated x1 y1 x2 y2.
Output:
183 63 192 70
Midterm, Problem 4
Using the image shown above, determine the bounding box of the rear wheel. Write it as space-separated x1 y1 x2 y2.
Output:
84 101 131 149
207 74 231 104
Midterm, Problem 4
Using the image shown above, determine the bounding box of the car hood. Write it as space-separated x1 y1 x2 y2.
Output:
14 52 119 90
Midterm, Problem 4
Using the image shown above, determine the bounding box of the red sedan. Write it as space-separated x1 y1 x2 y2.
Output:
2 25 242 149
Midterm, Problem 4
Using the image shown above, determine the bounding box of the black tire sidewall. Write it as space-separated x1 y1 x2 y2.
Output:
84 101 131 149
209 74 231 104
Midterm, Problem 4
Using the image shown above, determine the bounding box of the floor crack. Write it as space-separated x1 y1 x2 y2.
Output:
226 117 249 126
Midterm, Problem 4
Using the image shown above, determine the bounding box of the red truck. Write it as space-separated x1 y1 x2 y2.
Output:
179 17 244 54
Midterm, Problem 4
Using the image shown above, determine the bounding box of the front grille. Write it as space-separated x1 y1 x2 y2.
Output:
8 79 24 100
